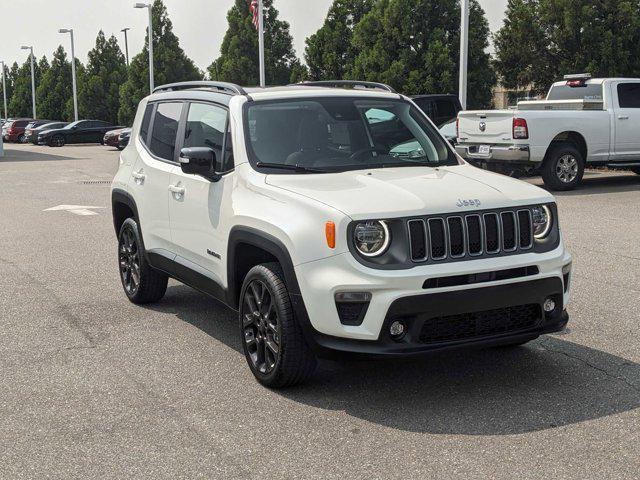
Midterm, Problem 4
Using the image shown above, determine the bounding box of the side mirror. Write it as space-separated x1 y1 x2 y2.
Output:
179 147 221 181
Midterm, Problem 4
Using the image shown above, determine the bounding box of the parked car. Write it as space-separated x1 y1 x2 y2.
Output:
23 120 58 143
103 128 128 149
26 122 68 145
111 80 572 388
39 120 122 147
412 94 462 127
2 118 33 143
118 128 132 150
456 74 640 190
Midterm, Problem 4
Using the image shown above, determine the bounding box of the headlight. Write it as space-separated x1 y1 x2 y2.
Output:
354 220 390 257
532 205 552 239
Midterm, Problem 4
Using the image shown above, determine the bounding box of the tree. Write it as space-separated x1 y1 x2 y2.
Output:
350 0 496 108
494 0 640 93
36 46 75 121
208 0 302 85
80 31 127 124
8 54 47 118
119 0 202 125
305 0 374 80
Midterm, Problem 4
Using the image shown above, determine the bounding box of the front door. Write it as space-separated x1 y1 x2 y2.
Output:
614 82 640 160
168 101 231 284
129 101 183 254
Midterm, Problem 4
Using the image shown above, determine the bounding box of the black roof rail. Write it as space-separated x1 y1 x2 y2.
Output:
292 80 397 93
153 81 247 96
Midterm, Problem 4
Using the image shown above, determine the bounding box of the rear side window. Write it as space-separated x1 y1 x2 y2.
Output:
435 99 458 119
149 102 182 161
618 83 640 108
413 98 436 119
139 104 153 144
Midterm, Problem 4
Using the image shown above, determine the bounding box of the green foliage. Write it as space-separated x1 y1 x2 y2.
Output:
494 0 640 93
349 0 496 108
208 0 302 85
8 54 47 118
79 31 127 124
119 0 202 125
305 0 374 80
36 46 74 121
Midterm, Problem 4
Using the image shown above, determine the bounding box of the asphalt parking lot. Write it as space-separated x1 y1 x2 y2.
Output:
1 143 639 479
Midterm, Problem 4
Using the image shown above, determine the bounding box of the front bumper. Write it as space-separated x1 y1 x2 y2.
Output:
456 144 531 164
293 246 572 358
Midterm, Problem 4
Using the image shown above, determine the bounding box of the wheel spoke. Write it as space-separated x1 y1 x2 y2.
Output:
265 339 279 357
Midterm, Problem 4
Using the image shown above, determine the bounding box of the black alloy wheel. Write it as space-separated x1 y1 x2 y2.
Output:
119 225 141 296
242 279 281 375
50 135 65 147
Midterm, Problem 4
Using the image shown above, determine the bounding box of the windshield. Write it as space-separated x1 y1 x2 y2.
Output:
64 120 83 129
245 97 458 173
547 83 603 101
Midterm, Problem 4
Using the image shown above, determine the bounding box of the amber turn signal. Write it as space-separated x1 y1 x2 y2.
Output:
325 221 336 249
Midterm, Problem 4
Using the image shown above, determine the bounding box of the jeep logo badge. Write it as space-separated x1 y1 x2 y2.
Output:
456 199 482 208
479 121 486 132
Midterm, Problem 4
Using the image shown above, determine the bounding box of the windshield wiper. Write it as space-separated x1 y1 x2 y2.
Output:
255 162 328 173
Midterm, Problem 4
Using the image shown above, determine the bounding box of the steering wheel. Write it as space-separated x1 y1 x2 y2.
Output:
348 147 388 161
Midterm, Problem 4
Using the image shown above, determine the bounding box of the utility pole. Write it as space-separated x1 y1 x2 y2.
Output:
121 28 131 66
59 29 79 121
0 61 7 121
459 0 469 110
21 46 36 118
135 3 154 93
258 0 265 87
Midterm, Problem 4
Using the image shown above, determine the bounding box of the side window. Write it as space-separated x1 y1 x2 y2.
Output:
413 99 436 120
149 102 182 161
618 83 640 108
435 99 457 120
183 102 229 169
139 104 154 144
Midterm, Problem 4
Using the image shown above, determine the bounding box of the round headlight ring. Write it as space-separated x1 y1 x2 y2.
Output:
354 220 390 257
533 205 553 239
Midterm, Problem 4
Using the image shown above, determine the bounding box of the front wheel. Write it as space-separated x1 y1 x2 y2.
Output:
49 135 65 147
541 143 585 191
239 263 317 388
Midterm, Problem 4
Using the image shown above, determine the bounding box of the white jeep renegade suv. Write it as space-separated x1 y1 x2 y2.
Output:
111 80 572 388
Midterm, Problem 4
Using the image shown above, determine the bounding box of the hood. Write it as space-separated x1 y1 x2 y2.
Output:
265 164 553 219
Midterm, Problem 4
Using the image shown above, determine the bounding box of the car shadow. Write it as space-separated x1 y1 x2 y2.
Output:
528 171 640 196
148 284 640 436
0 148 76 162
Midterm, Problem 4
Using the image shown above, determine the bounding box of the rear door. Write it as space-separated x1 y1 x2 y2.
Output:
613 81 640 159
130 101 183 253
168 101 231 281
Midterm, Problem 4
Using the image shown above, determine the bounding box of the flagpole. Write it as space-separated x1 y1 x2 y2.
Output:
258 0 265 87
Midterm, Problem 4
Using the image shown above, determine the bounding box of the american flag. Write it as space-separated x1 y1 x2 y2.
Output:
249 0 259 30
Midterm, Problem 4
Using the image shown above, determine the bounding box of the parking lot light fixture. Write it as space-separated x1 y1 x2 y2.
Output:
0 60 7 120
20 46 36 119
58 29 79 122
134 3 154 93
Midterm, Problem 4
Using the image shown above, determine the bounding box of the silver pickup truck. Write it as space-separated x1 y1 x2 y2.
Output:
456 74 640 190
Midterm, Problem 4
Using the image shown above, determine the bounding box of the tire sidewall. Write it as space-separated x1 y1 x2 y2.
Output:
239 266 289 385
118 218 145 302
543 144 585 191
51 135 65 147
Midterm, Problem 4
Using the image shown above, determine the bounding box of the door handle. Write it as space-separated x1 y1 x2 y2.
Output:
132 171 146 184
169 184 185 197
618 115 629 120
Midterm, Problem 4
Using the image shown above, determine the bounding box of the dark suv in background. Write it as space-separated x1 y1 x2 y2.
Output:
411 94 462 127
38 120 123 147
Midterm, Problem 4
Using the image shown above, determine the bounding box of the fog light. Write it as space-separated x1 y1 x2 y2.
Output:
543 298 556 313
389 321 405 339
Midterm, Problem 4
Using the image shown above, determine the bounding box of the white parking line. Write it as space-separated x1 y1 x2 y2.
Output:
44 205 104 216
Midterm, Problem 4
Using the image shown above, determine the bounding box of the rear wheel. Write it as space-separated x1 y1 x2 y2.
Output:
18 134 26 143
118 218 168 304
49 135 65 147
240 263 317 388
541 143 585 191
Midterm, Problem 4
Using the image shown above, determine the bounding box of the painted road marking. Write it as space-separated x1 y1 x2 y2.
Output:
44 205 104 216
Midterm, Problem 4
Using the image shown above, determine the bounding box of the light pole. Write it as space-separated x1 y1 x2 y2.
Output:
21 46 36 119
459 0 469 110
0 61 7 120
59 29 79 122
134 3 154 93
121 28 131 66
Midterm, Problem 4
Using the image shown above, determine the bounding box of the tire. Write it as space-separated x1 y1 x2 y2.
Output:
118 217 168 304
18 134 26 143
541 143 585 191
117 146 125 151
49 135 65 147
631 167 640 175
239 263 317 388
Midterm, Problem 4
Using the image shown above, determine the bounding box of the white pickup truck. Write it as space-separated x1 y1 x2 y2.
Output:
455 75 640 190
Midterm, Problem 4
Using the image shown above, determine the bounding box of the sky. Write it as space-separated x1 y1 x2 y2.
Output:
0 0 508 71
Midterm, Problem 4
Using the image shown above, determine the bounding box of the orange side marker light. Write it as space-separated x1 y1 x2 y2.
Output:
325 221 336 249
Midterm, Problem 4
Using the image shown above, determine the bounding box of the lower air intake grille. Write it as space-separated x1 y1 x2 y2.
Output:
418 304 542 344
